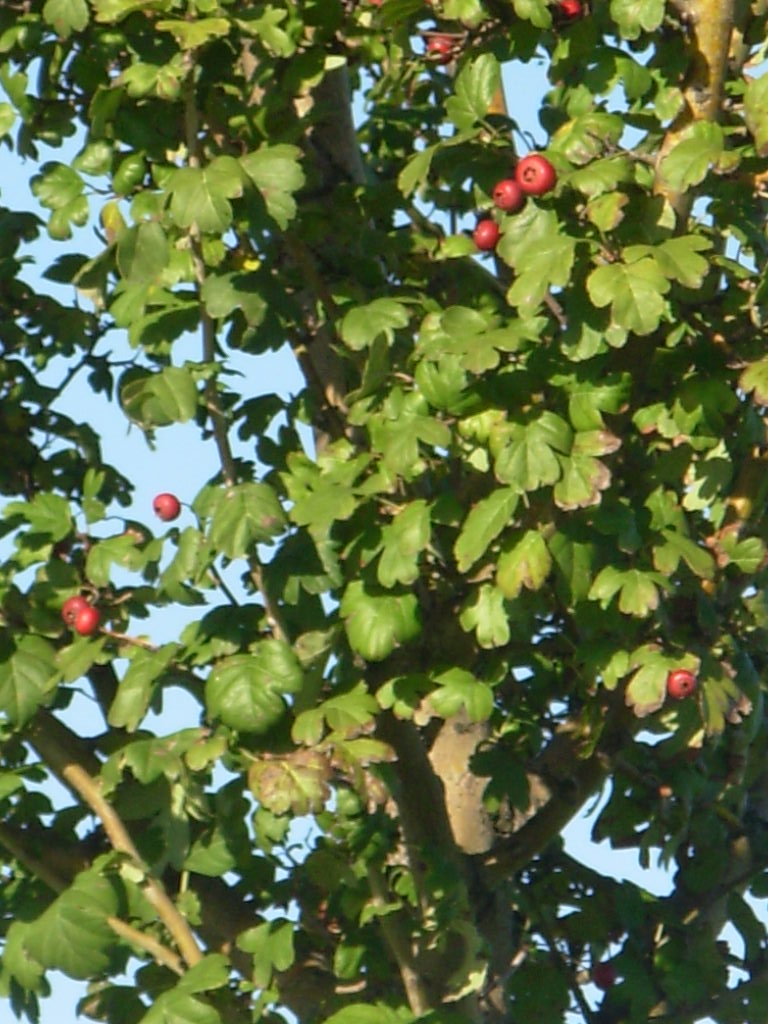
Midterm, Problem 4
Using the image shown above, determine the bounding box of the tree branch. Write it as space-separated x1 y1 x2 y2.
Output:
483 691 635 882
24 713 204 969
366 864 433 1016
654 0 737 216
0 819 185 976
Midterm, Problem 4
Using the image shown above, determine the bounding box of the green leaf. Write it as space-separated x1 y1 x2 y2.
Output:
565 375 632 431
553 453 611 510
429 667 494 721
745 74 768 156
548 532 594 603
4 492 73 541
156 16 231 48
610 0 664 38
624 647 670 717
0 102 15 139
494 412 572 492
323 1006 412 1024
569 156 633 198
652 531 715 580
414 354 468 412
101 729 205 787
497 205 576 315
23 871 120 979
588 566 669 617
496 530 552 599
3 921 45 992
549 112 625 165
237 920 296 988
443 0 485 19
367 392 452 477
200 272 266 324
175 954 230 994
120 366 198 428
454 487 519 572
283 450 367 534
340 581 421 661
293 683 379 745
73 141 112 175
653 235 712 288
398 143 437 197
86 533 147 586
657 122 724 192
108 646 177 732
586 257 669 335
377 501 431 588
341 299 409 351
459 584 510 648
238 6 296 57
166 157 244 233
0 635 58 726
740 356 768 406
716 534 765 573
445 54 501 130
138 990 222 1024
116 221 169 283
205 641 304 733
240 144 304 228
512 0 551 27
585 192 629 232
31 162 84 210
208 482 286 556
112 151 146 194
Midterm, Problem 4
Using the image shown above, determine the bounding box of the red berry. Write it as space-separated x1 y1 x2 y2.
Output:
515 154 557 196
592 962 616 991
558 0 582 17
426 36 453 64
153 492 181 522
61 595 90 626
667 668 697 700
73 605 101 637
492 178 525 213
472 219 500 252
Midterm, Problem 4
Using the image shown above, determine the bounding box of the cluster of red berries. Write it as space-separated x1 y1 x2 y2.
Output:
61 595 100 636
58 493 182 637
473 153 557 252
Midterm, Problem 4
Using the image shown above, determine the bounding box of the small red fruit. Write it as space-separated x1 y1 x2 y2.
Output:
73 605 100 637
515 154 557 196
153 492 181 522
592 962 616 991
492 178 525 213
558 0 582 17
472 219 500 252
426 36 453 64
667 668 697 700
61 595 90 626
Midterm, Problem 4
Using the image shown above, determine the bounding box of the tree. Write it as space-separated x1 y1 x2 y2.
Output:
1 0 768 1021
